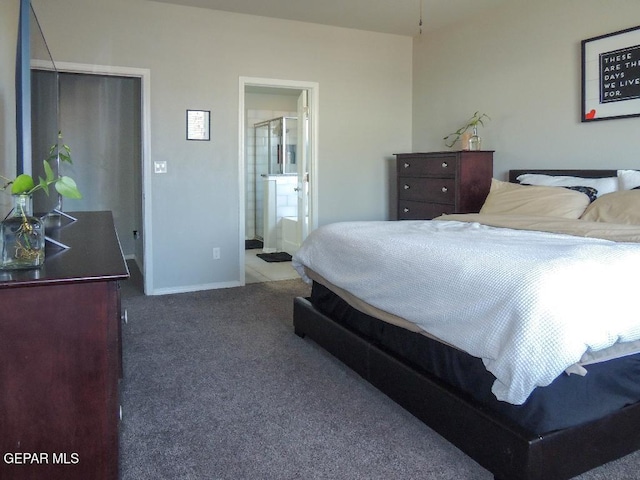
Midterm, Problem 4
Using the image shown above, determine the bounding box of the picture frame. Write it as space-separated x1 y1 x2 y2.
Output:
186 109 211 141
581 25 640 122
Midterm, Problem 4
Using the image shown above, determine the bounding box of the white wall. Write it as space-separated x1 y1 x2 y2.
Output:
413 0 640 180
11 0 639 294
30 0 413 293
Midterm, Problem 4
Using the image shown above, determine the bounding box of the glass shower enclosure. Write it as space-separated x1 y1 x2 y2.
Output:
253 116 297 242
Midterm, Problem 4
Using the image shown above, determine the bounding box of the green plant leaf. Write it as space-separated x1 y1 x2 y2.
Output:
59 145 72 164
11 174 35 194
55 176 82 199
43 159 55 182
38 176 50 195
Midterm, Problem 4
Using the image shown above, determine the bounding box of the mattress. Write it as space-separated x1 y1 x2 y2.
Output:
309 279 640 435
292 218 640 405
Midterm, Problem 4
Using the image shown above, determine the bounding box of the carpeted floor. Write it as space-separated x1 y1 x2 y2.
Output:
118 269 640 479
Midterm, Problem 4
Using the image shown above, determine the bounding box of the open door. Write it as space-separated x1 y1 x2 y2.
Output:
296 90 310 250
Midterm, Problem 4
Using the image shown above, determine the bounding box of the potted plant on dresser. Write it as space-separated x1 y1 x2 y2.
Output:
0 143 81 269
443 111 490 150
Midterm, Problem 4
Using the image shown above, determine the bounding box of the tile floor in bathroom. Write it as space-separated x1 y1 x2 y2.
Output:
245 249 300 284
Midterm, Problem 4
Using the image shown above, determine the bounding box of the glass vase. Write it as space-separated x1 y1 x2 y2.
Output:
1 194 45 269
468 126 482 151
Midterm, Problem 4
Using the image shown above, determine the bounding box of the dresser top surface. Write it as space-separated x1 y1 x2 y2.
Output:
395 150 494 156
0 211 129 289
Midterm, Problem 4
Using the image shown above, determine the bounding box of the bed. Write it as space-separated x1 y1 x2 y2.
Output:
291 169 640 480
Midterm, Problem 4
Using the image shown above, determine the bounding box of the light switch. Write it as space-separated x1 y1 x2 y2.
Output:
154 161 167 174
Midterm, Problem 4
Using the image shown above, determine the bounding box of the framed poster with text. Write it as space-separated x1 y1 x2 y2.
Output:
582 25 640 122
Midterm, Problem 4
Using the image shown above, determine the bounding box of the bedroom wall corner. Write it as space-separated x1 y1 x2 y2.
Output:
412 0 640 180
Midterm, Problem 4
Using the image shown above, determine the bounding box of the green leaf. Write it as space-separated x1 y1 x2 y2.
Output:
38 176 50 195
11 174 35 194
59 145 72 164
55 176 82 199
43 160 55 182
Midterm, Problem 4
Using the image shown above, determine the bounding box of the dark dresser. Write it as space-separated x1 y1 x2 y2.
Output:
395 151 493 220
0 211 128 480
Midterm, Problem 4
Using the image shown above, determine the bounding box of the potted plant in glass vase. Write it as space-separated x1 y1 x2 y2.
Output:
0 154 81 270
443 111 490 151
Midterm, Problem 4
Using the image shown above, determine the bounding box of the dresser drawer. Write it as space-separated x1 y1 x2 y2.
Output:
398 177 456 204
398 200 455 220
397 156 457 177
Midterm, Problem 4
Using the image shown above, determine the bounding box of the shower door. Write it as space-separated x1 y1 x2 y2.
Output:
253 116 298 242
253 121 269 240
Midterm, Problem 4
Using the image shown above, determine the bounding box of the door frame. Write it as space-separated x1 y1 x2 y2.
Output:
238 76 319 285
54 61 153 294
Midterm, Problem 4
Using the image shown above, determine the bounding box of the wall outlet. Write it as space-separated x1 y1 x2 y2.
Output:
212 247 221 260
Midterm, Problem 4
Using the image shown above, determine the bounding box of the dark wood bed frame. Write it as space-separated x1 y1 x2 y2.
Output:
293 169 640 480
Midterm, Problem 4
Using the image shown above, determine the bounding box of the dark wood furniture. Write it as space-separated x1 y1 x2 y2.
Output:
509 169 618 182
293 170 640 480
0 211 129 480
395 151 493 220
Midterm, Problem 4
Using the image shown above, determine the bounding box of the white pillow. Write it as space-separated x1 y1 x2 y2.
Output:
480 179 591 219
515 173 618 197
617 170 640 190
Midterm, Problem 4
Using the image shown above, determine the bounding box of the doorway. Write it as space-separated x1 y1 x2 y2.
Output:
239 77 318 285
33 62 152 293
58 72 142 257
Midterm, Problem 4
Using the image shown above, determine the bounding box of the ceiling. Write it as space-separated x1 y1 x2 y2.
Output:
149 0 511 36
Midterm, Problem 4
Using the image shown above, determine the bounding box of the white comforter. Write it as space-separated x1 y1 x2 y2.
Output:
292 219 640 405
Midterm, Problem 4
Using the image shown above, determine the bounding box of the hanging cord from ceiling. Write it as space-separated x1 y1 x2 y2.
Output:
418 0 423 34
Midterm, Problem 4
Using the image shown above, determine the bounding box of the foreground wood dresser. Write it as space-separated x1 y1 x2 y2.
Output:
0 211 129 480
395 151 493 220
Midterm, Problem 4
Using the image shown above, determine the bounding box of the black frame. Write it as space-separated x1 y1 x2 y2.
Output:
581 25 640 122
16 0 31 175
186 109 210 141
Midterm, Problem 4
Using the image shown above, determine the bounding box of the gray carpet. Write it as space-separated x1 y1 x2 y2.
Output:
119 270 640 479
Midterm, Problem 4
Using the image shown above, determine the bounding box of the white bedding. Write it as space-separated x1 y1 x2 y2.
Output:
292 218 640 405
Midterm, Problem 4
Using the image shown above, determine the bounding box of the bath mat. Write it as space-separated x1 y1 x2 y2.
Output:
245 239 264 250
257 252 292 263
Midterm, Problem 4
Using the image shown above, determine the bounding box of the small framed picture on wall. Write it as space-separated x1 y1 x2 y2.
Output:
186 109 211 140
582 25 640 122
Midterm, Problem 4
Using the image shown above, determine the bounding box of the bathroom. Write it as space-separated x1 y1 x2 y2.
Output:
253 115 299 254
244 88 302 282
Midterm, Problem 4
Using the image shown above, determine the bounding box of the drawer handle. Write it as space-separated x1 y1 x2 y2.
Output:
403 184 410 190
404 162 410 168
441 186 448 193
403 208 410 213
441 162 448 168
